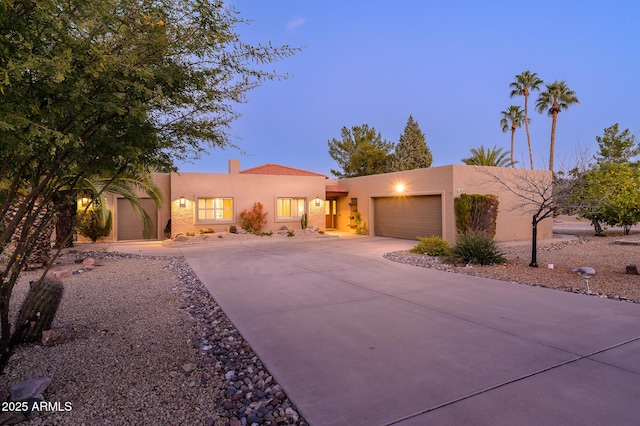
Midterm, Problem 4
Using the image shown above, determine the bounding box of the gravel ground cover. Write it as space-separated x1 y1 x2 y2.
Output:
385 229 640 303
3 226 639 425
1 250 307 426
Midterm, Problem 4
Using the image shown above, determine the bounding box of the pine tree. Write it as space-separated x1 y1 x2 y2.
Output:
389 115 432 171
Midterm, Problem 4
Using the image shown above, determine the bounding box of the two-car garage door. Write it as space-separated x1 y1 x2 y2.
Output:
373 195 442 240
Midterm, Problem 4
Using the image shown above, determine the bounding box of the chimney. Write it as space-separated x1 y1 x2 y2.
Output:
228 159 240 174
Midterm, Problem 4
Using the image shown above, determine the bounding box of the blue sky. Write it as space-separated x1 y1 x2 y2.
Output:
176 1 640 176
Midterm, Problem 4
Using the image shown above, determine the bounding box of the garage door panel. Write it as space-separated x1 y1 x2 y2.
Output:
374 196 441 240
117 198 158 241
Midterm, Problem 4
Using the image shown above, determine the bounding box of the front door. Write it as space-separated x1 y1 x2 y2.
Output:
325 198 337 229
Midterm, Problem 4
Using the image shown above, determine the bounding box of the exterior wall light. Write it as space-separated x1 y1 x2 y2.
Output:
315 196 321 207
179 196 186 207
81 197 89 207
395 183 405 194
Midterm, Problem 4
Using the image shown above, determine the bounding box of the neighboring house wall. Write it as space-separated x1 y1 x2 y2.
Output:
337 165 552 243
168 171 326 237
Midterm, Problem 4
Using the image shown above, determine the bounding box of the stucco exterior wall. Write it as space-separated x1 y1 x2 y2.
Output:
168 171 326 237
450 165 553 242
77 173 172 242
336 165 552 243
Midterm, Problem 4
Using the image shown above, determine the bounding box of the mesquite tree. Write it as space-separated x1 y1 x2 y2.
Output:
0 0 298 372
483 167 583 267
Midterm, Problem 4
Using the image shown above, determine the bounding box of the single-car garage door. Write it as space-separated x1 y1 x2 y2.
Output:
117 198 158 241
374 195 442 240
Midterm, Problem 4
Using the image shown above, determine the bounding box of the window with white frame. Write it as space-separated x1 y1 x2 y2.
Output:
277 197 306 219
197 197 233 221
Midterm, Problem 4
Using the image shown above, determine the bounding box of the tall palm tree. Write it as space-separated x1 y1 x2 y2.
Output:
535 80 580 171
461 145 515 167
500 105 526 168
510 71 544 169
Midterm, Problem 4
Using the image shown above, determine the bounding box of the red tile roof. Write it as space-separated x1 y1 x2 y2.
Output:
240 164 327 178
325 185 349 193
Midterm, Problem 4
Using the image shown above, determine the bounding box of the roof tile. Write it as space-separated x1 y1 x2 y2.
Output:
240 164 327 178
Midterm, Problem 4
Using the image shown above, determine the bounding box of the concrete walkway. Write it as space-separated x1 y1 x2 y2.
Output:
174 236 640 426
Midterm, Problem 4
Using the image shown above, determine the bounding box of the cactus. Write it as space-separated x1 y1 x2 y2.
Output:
300 213 308 230
12 276 64 343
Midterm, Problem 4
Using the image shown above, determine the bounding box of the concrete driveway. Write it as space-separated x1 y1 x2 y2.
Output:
180 236 640 426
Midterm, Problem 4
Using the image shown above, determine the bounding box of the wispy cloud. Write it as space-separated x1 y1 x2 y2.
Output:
286 17 305 32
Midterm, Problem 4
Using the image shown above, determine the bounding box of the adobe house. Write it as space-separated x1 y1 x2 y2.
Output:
329 165 552 243
96 160 552 243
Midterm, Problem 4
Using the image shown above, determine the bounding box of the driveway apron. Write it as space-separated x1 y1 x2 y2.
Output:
181 237 640 426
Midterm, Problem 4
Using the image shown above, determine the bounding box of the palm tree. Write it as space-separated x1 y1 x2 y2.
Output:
536 80 580 171
500 105 527 168
54 172 163 247
510 71 544 169
461 145 515 167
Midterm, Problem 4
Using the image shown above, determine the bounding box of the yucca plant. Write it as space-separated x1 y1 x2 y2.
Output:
447 233 507 265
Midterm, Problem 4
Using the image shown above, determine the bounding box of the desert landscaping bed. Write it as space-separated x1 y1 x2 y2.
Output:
2 229 639 425
1 250 308 426
385 230 640 303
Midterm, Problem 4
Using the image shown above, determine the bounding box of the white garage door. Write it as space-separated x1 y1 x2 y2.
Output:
373 195 442 240
117 198 158 241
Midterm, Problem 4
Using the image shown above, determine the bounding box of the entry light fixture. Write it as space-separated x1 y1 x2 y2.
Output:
81 197 89 207
315 196 321 207
179 196 186 207
395 183 405 194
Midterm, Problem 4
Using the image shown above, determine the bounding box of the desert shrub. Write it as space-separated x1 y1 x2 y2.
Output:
77 208 112 242
240 202 268 234
185 231 195 236
410 236 451 256
287 228 295 237
199 228 215 234
454 194 499 238
447 233 506 265
228 225 237 233
354 212 368 235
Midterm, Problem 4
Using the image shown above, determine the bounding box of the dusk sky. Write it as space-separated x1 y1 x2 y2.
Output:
176 1 640 177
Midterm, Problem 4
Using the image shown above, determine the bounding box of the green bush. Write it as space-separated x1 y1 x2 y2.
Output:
447 233 506 265
454 194 499 237
77 209 112 242
410 236 451 256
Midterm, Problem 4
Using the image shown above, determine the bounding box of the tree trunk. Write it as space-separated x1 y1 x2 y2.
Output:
530 214 539 267
549 106 559 171
510 126 516 168
54 193 75 248
591 218 604 236
524 94 534 169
